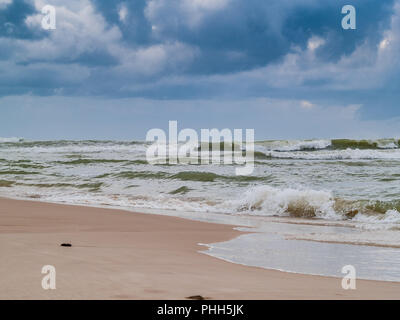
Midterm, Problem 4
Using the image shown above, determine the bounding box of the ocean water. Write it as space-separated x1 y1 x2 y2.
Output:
1 137 400 281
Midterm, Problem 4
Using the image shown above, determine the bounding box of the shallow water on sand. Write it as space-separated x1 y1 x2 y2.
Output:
137 208 400 282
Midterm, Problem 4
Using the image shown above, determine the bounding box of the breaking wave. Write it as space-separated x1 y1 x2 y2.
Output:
256 138 399 152
225 185 400 227
113 170 269 183
257 139 332 151
1 137 400 231
228 186 339 219
0 137 24 143
331 139 399 150
254 149 400 160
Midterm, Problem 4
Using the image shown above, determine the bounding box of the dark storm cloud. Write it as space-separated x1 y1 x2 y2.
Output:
0 0 399 123
0 0 45 39
88 0 395 74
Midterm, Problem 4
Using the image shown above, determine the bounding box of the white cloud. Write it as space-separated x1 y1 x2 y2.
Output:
186 2 399 93
186 0 229 10
379 38 391 50
10 0 198 80
145 0 230 29
118 3 128 23
259 3 400 91
0 0 12 9
111 42 199 77
23 0 122 61
307 36 325 51
300 100 314 110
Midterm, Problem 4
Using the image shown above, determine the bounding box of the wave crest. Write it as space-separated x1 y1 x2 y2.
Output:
0 137 24 143
230 186 339 219
228 186 400 226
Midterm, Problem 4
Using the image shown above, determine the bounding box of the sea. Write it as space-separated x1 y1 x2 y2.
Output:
1 137 400 282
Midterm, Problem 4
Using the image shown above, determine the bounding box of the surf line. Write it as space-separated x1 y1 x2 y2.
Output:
146 120 255 175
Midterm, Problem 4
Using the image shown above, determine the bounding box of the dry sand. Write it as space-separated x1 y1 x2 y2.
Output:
0 197 399 300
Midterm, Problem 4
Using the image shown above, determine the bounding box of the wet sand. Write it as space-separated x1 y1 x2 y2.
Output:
0 197 399 299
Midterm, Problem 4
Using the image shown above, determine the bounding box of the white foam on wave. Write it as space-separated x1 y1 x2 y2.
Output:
225 185 340 219
0 137 23 143
2 143 148 156
277 140 332 151
265 148 400 160
1 138 400 232
377 142 398 149
353 210 400 230
3 179 400 233
258 139 331 151
221 186 400 233
224 186 400 229
257 138 400 152
375 139 400 149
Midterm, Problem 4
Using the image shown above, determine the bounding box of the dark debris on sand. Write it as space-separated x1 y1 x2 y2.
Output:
186 295 208 300
60 243 72 247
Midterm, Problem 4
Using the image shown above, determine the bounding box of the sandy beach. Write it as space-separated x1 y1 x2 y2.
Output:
0 197 399 300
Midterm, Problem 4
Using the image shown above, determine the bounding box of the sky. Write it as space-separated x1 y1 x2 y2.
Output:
0 0 399 140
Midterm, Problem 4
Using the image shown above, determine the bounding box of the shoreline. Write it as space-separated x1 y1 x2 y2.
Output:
1 197 400 299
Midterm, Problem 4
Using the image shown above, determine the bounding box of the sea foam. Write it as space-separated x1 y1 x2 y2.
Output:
227 185 339 219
